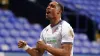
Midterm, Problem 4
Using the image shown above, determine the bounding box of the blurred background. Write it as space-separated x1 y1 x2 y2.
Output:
0 0 100 56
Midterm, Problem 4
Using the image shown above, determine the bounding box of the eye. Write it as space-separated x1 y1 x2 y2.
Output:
50 4 56 8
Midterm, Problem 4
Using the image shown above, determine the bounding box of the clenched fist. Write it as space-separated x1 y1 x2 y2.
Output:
37 41 47 50
18 40 27 48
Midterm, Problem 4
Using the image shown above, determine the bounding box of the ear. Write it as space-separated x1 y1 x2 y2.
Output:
57 10 61 14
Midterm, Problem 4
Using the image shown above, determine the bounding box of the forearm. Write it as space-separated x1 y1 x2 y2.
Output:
26 47 45 56
45 45 70 56
26 47 40 56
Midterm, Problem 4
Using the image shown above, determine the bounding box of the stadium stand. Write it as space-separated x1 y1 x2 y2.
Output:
0 8 99 55
74 33 100 54
0 8 42 51
56 0 100 24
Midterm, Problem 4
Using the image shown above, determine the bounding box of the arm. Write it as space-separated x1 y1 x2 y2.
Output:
45 24 74 56
37 41 72 56
18 29 46 56
25 47 39 56
26 47 45 56
18 40 45 56
45 43 72 56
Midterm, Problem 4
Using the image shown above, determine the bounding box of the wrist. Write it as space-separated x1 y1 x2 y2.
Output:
44 44 49 50
22 45 30 50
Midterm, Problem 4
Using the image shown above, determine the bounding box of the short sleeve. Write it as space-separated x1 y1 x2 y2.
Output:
39 31 44 41
61 24 74 44
38 29 46 43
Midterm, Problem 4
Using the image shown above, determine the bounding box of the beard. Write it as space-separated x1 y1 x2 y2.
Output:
46 14 53 20
46 14 56 20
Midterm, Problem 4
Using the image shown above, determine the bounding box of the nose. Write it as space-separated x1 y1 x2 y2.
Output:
47 5 50 9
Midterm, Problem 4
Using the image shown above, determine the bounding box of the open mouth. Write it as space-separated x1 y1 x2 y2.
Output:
46 10 51 14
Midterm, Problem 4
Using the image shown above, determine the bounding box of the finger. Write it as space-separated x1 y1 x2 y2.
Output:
18 45 21 48
18 43 21 48
18 44 23 48
37 41 39 44
18 42 23 45
19 40 23 42
18 42 25 48
19 41 26 45
19 40 25 44
37 41 41 43
18 41 22 44
18 43 22 48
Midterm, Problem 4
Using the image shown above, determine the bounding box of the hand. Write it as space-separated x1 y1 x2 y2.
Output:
18 40 27 48
36 41 47 50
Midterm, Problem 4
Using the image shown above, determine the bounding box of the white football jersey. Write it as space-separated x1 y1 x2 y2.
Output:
39 20 74 56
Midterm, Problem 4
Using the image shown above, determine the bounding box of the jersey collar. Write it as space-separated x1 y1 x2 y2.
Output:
50 18 62 28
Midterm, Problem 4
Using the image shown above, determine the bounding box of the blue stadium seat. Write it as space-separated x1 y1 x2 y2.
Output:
91 42 100 48
62 0 72 3
0 37 5 44
19 30 29 37
95 17 100 23
0 17 8 23
14 23 24 30
74 46 82 53
78 33 88 41
90 48 100 54
83 41 92 48
0 9 4 16
17 17 29 24
4 22 14 30
26 37 37 46
4 37 16 44
74 39 83 47
0 44 10 51
3 10 14 18
8 17 18 23
31 24 42 32
74 33 79 40
0 23 4 29
0 29 10 37
81 47 90 54
10 29 20 37
23 23 31 31
10 44 21 51
28 30 40 39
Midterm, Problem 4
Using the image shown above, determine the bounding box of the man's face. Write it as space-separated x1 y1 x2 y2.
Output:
46 2 60 20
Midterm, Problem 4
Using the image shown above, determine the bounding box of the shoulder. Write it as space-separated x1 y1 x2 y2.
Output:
41 24 50 33
62 20 73 31
61 20 74 37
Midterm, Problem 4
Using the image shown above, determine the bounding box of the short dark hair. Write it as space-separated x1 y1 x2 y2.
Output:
57 3 64 13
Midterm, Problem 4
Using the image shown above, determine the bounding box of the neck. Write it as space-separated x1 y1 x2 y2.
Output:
50 17 61 27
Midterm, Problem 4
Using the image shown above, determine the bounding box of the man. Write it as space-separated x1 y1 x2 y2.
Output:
18 1 74 56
